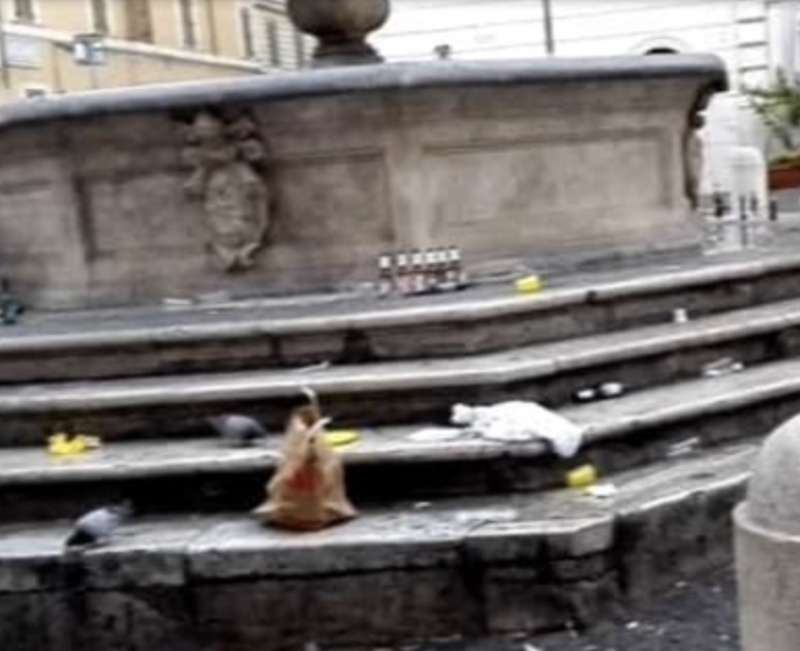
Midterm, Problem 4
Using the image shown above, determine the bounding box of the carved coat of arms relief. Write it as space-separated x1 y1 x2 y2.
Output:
181 110 270 271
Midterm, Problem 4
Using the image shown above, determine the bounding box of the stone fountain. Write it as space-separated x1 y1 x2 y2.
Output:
0 0 726 309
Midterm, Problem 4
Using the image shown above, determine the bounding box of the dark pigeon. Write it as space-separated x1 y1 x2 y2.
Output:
207 414 268 447
64 502 132 549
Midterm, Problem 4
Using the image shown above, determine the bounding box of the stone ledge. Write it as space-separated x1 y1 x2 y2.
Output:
0 295 799 419
0 54 726 129
1 250 799 356
0 444 752 649
0 354 779 491
0 353 773 492
0 441 755 593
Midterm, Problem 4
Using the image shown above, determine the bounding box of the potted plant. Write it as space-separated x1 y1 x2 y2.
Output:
746 70 800 190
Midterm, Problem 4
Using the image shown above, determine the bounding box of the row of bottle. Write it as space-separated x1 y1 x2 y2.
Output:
378 247 468 296
709 191 779 221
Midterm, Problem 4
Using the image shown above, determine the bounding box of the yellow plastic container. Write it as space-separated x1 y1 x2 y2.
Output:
324 430 360 448
566 464 598 489
515 275 543 294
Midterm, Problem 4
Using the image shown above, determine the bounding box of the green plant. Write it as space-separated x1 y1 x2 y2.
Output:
746 69 800 168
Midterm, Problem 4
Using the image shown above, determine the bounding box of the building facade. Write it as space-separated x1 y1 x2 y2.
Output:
375 0 800 197
0 0 308 100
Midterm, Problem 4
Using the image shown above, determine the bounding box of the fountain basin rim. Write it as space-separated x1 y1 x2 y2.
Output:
0 54 727 128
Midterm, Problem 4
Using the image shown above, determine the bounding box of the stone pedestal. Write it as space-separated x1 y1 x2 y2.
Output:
735 414 800 650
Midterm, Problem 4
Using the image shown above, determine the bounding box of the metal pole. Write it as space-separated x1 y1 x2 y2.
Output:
542 0 555 56
0 0 11 92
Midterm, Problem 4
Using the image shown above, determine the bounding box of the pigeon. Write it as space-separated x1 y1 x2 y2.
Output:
207 414 268 447
0 277 24 326
64 502 132 549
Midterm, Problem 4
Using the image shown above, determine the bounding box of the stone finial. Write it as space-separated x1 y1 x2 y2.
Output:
287 0 390 68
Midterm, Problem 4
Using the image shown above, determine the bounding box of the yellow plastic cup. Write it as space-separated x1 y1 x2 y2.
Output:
566 464 598 489
515 275 543 294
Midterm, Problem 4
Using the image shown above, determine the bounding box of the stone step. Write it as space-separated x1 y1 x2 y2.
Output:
0 441 753 651
2 251 800 383
0 354 791 520
2 296 800 444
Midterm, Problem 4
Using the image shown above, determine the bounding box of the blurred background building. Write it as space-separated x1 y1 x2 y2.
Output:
374 0 800 204
0 0 309 99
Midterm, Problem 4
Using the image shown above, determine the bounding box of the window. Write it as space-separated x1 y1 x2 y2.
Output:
126 0 153 42
91 0 109 35
178 0 197 49
13 0 35 22
22 85 47 99
293 29 305 67
267 20 281 67
240 7 254 59
645 47 678 55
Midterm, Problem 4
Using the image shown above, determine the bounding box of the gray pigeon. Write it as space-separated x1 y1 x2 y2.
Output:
207 414 268 447
64 502 132 548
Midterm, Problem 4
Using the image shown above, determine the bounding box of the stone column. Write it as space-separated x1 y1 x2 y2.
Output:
287 0 390 68
735 414 800 650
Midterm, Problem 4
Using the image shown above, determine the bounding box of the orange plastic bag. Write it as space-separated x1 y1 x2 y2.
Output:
253 403 357 531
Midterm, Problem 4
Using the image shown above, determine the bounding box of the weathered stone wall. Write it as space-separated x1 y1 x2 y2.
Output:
0 56 726 309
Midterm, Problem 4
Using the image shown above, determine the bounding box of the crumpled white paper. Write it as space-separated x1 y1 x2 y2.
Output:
450 400 583 458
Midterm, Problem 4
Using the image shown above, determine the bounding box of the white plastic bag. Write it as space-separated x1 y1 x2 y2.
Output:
450 400 583 458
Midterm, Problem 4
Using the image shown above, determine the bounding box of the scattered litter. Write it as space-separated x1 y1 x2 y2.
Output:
584 483 618 499
377 246 469 297
253 403 357 531
451 401 583 457
597 381 626 399
407 427 465 443
324 429 360 448
162 297 194 307
523 644 543 651
413 501 433 510
673 308 690 324
293 361 332 374
701 357 745 378
566 464 598 489
572 387 597 403
195 291 231 304
666 437 700 458
514 274 543 295
48 433 102 457
626 621 640 631
454 507 518 524
572 382 626 403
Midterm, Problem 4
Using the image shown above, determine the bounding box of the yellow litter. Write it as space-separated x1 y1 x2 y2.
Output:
47 433 102 457
566 464 598 489
324 429 360 448
515 275 543 294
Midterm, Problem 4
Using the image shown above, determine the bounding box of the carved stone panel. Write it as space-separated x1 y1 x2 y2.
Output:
423 128 669 255
181 110 270 272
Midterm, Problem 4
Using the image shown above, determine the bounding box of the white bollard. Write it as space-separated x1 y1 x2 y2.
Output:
735 414 800 650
